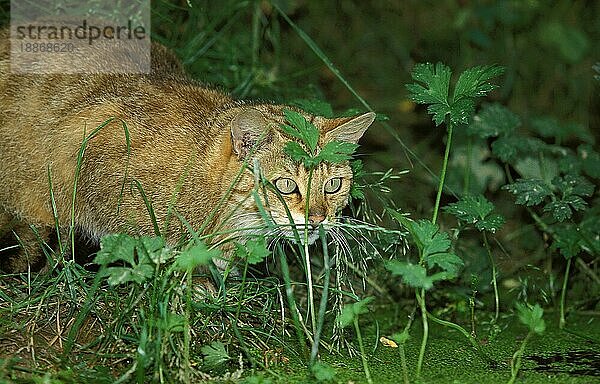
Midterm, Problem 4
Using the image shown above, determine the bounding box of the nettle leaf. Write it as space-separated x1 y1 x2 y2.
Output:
516 303 546 334
201 341 230 370
444 195 505 233
236 237 270 265
467 103 521 139
176 241 220 271
337 296 374 328
282 109 319 152
315 141 359 163
385 260 435 290
502 179 552 207
453 65 504 100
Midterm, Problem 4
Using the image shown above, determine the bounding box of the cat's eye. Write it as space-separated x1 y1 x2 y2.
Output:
324 177 342 194
274 178 298 194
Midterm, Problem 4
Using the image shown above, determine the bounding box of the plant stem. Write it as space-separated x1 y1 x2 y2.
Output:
353 317 373 384
507 331 532 384
559 257 572 329
482 231 499 323
416 289 428 379
278 244 308 359
304 168 317 336
432 121 454 225
310 226 331 365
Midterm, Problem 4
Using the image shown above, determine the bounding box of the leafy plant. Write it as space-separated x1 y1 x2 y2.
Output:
336 297 374 384
388 62 503 379
444 194 505 322
508 303 546 384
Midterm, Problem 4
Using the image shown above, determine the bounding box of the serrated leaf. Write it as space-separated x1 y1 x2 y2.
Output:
282 109 319 151
385 260 434 290
444 195 505 233
543 201 573 222
503 179 552 206
236 237 270 265
337 297 374 328
476 213 505 233
453 65 504 100
530 116 594 144
176 242 220 270
551 224 582 259
315 141 359 163
467 103 521 138
449 97 476 125
553 174 595 198
406 63 451 126
425 252 464 278
516 303 546 334
94 234 137 266
201 341 230 370
284 141 310 163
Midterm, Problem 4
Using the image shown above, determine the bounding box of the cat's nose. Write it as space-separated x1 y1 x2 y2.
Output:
308 213 326 228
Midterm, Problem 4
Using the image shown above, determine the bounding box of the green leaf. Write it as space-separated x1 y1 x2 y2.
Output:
503 179 553 207
201 341 230 370
94 234 162 286
406 62 451 126
385 260 435 290
315 141 359 163
541 174 594 222
311 361 336 382
236 237 270 265
453 65 504 100
282 109 319 152
176 242 220 271
425 252 464 278
516 303 546 334
159 312 185 332
336 297 374 328
467 103 521 138
94 234 138 266
407 62 503 127
391 330 410 344
443 195 505 233
551 224 582 259
290 99 334 118
530 116 594 144
284 141 310 163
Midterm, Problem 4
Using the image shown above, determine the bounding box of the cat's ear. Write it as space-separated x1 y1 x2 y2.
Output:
230 108 269 159
323 112 376 144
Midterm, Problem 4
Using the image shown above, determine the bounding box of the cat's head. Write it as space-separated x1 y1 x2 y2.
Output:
229 105 375 243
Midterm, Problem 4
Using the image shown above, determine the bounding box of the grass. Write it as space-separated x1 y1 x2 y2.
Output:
1 0 600 383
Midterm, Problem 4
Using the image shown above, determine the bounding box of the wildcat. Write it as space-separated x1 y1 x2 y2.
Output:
0 28 374 272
